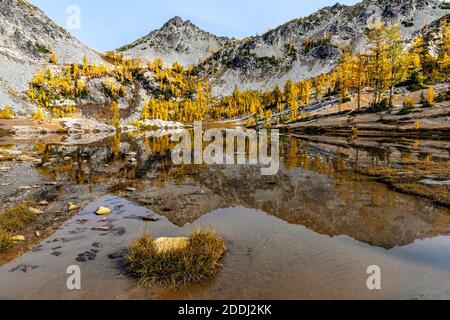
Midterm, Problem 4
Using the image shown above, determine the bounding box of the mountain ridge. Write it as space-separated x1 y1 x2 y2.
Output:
195 0 449 96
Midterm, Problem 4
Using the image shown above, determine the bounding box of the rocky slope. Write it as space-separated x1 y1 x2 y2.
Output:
0 0 103 115
118 16 231 67
196 0 449 96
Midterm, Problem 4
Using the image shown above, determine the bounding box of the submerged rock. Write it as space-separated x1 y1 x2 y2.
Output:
111 227 126 236
76 251 96 262
108 249 127 260
92 242 102 248
9 264 38 273
143 215 160 222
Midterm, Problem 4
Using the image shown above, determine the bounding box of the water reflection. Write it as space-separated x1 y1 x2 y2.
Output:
1 131 450 299
1 131 448 250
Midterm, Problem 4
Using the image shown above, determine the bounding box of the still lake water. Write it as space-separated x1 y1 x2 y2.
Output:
0 131 449 299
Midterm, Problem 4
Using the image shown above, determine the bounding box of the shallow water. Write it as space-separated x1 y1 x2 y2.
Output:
0 132 449 299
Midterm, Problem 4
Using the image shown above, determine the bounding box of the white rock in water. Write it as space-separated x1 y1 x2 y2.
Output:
94 226 111 231
38 201 49 206
0 167 11 172
154 237 189 253
96 206 112 215
35 231 42 237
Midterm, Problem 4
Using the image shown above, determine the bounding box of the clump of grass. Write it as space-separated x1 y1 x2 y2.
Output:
0 202 36 233
0 230 13 252
0 202 37 253
126 229 226 287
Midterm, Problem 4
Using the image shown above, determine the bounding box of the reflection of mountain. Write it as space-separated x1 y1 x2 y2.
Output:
28 134 450 250
130 162 450 249
125 136 450 249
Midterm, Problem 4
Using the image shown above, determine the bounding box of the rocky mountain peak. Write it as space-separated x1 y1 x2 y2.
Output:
163 16 189 28
331 2 344 10
119 16 231 67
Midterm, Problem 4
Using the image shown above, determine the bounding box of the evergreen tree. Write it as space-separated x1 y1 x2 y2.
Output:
366 21 390 106
352 52 367 111
384 24 408 108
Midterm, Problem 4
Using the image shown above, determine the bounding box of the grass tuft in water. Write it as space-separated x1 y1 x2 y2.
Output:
0 202 37 252
0 230 13 251
125 229 226 287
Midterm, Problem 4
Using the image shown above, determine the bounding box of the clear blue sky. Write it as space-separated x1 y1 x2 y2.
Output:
29 0 360 52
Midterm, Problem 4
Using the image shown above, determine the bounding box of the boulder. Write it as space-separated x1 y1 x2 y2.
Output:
154 237 189 253
12 235 26 242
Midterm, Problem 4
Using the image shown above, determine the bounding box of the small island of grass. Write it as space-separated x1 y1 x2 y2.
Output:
125 229 226 287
